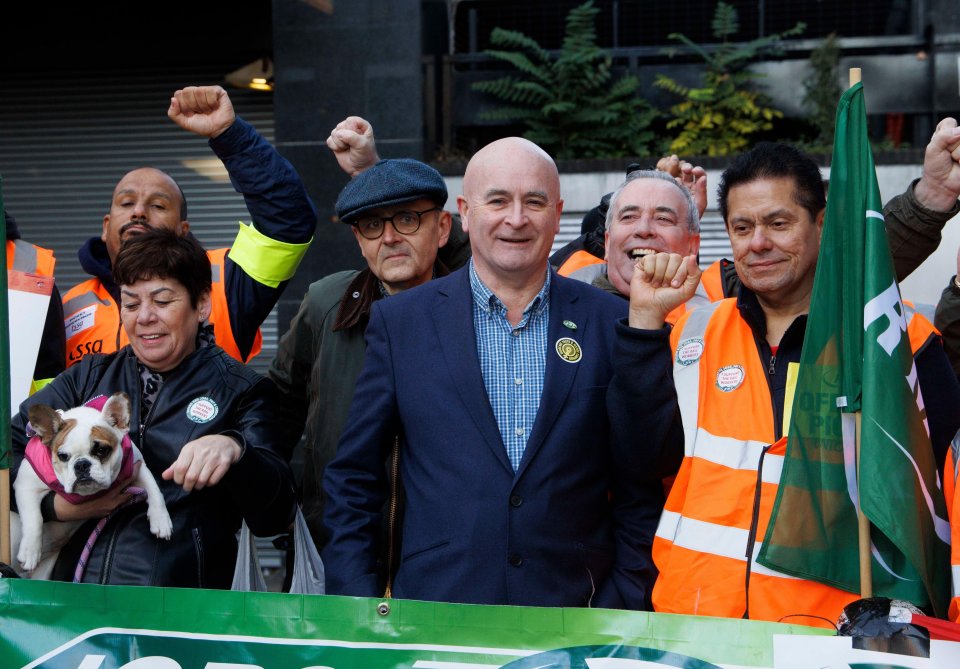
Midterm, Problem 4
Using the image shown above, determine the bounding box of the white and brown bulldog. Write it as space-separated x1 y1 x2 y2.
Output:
10 392 172 579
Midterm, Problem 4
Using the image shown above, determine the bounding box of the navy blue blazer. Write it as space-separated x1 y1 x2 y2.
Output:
322 266 682 609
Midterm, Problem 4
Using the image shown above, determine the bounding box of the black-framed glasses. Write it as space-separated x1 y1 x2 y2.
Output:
353 207 441 240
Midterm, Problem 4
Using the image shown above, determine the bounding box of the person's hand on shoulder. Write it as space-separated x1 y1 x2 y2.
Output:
167 86 236 140
915 117 960 212
327 116 380 178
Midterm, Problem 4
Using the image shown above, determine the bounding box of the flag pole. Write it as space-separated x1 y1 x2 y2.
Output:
847 66 872 598
856 412 872 597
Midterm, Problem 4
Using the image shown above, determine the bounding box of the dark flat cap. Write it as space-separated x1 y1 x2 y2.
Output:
336 158 448 224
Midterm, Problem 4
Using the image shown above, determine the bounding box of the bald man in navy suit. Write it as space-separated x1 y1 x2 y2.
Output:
322 137 682 609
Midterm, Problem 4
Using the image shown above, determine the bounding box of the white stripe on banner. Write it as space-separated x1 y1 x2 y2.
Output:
692 429 783 485
414 660 503 669
656 511 800 580
25 627 539 669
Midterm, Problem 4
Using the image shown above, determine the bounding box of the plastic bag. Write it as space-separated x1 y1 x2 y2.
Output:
231 519 267 592
288 506 325 595
230 507 325 595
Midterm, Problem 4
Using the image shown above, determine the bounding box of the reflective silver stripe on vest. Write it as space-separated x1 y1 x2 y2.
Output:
683 278 714 313
672 300 721 455
568 262 607 285
656 510 801 580
10 239 37 272
909 301 936 324
951 428 960 484
63 291 112 315
211 263 222 283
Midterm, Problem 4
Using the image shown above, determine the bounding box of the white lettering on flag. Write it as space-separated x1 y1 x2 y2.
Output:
864 281 907 356
906 361 931 437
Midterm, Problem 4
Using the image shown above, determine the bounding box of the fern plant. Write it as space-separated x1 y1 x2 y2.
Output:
472 0 660 159
655 2 805 156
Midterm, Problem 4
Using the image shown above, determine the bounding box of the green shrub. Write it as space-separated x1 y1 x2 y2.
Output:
472 0 661 159
655 1 805 156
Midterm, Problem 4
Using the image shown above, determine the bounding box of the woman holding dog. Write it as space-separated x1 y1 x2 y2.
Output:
8 228 297 587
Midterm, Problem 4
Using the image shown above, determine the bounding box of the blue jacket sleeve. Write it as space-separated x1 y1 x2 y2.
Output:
597 319 684 611
210 117 318 360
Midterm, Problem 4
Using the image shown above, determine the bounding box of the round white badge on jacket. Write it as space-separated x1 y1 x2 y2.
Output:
186 396 219 423
675 338 704 366
715 365 745 392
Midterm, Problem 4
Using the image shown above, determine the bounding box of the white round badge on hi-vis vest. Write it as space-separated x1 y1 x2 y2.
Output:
715 365 745 392
186 396 219 423
675 338 704 366
555 337 582 363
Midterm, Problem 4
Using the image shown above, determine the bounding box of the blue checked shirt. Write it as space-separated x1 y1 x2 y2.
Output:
469 260 550 472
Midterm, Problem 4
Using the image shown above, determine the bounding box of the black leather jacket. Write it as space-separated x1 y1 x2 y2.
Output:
10 344 297 588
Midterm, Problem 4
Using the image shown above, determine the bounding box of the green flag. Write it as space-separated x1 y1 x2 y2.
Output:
756 82 951 617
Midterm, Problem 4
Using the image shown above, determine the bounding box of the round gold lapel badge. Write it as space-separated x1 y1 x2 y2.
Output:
555 337 582 363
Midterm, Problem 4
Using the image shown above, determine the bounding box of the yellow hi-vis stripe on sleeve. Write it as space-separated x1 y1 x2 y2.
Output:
30 377 54 395
227 222 312 288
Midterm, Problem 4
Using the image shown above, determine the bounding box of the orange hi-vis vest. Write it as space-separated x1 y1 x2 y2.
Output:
62 248 261 367
6 239 55 277
654 297 939 627
8 239 58 392
666 277 715 326
557 249 604 277
698 260 726 301
566 258 727 325
665 259 727 326
945 441 960 622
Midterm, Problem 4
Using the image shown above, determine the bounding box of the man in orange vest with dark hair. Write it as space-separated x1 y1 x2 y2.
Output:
619 138 960 627
5 210 64 393
62 85 316 367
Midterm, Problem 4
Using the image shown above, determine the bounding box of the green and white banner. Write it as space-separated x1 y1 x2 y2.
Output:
1 579 828 668
3 579 960 667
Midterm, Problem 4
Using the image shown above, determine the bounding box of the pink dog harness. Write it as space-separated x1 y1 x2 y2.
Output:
24 395 136 505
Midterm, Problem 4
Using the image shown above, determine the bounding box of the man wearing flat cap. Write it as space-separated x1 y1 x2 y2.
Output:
268 149 453 556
